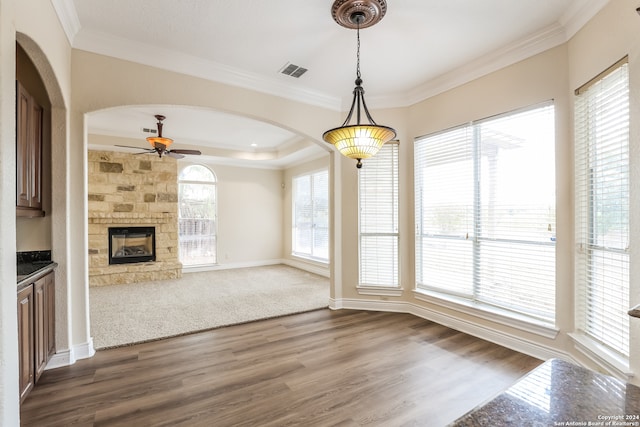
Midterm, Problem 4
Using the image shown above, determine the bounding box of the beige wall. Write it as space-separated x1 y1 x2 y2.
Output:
181 161 286 267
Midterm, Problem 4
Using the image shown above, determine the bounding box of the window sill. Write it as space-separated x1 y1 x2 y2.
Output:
568 332 631 380
413 288 559 340
357 285 403 297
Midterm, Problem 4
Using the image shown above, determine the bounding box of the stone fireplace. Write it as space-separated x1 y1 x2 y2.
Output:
88 150 182 286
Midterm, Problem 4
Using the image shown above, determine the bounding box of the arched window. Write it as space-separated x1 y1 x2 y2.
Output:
178 165 217 266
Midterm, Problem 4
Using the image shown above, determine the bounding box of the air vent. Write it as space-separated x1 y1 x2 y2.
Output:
280 62 308 78
142 127 157 134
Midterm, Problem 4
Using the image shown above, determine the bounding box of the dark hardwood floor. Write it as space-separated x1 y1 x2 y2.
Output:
21 309 542 426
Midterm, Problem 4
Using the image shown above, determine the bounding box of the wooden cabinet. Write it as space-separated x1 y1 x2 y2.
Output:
34 273 55 381
17 285 34 403
18 271 55 403
16 80 44 217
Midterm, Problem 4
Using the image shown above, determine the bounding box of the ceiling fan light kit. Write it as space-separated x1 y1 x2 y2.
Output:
146 115 174 149
323 0 396 169
116 114 202 159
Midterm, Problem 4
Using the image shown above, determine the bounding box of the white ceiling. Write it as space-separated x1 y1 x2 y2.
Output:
53 0 609 168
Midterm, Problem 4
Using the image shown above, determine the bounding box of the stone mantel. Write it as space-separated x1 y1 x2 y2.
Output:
89 212 175 224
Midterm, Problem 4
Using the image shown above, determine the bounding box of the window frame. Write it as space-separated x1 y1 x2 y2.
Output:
573 57 630 367
292 168 330 263
414 101 557 328
178 164 218 267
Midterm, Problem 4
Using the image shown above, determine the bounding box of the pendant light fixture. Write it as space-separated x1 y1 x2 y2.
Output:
323 0 396 169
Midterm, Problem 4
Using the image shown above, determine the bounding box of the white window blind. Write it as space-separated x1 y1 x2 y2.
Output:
178 165 217 266
415 103 556 323
359 142 399 287
293 170 329 262
415 126 474 296
575 58 629 357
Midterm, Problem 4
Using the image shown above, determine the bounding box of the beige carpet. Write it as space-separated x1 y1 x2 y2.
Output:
89 264 329 349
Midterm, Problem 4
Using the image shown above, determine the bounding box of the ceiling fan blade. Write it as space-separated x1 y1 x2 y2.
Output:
169 149 201 155
166 151 185 159
115 144 154 152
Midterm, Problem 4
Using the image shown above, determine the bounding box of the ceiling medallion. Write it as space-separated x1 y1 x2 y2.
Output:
331 0 388 29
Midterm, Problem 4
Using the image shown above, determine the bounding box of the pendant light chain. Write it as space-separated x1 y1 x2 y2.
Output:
355 19 362 125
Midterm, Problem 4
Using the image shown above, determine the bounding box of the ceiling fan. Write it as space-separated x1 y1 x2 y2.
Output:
116 114 202 159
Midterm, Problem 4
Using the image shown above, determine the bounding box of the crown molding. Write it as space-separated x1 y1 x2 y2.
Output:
73 30 341 111
363 0 612 109
51 0 81 45
390 23 567 108
56 0 612 111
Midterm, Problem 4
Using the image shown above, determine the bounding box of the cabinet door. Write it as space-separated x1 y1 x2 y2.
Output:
16 81 43 211
16 82 31 208
46 272 55 358
29 100 43 209
34 277 47 382
17 286 34 403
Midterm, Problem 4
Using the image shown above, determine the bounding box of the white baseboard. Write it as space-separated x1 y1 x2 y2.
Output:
183 258 330 278
407 302 569 362
45 338 96 370
183 259 282 273
281 258 330 278
330 297 406 313
332 297 579 365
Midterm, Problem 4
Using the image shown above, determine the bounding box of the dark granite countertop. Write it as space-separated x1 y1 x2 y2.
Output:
17 250 57 290
449 358 640 427
17 262 57 290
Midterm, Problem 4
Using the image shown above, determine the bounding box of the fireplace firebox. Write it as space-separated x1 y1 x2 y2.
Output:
108 226 156 265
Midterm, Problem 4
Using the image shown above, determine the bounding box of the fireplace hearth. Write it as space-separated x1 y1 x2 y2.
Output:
109 226 156 265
